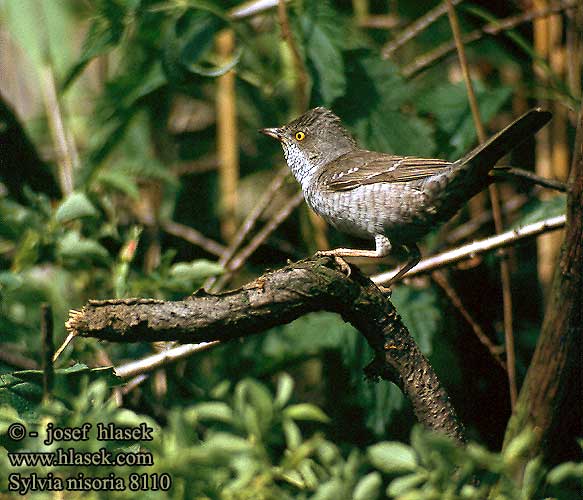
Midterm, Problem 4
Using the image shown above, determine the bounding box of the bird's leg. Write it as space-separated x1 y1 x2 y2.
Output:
316 235 392 277
384 244 421 286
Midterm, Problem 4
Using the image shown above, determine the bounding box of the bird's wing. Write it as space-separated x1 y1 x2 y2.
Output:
319 150 453 192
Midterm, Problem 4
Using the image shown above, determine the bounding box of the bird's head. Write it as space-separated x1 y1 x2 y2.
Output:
260 107 357 177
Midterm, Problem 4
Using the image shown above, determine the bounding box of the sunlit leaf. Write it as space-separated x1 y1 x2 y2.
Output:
367 442 418 473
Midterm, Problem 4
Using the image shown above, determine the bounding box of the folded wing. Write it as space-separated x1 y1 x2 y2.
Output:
319 150 453 192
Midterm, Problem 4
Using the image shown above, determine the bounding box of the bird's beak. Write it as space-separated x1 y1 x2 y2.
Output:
260 127 284 141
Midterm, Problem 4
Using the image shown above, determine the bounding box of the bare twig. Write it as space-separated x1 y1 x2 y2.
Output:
277 0 309 111
161 220 226 257
402 1 578 77
358 15 400 30
371 214 566 285
432 270 506 369
0 349 38 370
40 303 54 401
230 0 289 20
382 0 463 59
503 167 567 192
204 167 290 290
446 0 517 409
212 190 304 290
115 342 220 379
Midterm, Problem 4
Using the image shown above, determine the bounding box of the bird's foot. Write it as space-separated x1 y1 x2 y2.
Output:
377 284 392 296
315 251 352 277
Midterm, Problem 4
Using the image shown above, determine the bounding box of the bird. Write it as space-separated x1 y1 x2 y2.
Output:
260 107 552 284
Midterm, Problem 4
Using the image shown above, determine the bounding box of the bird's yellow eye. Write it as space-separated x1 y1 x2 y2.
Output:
295 131 305 141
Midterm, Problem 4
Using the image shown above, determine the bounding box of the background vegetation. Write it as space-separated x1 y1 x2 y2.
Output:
0 0 581 498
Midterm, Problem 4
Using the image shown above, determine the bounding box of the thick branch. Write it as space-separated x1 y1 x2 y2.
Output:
65 257 464 442
502 91 583 463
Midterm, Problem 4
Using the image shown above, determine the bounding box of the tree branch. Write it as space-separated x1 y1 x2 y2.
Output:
371 214 566 285
64 257 465 442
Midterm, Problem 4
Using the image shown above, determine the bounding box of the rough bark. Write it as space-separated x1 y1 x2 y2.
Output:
66 256 465 442
502 101 583 463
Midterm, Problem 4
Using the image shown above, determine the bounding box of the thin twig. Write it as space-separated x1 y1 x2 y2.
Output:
446 0 517 409
277 0 309 111
371 214 566 284
115 342 220 379
358 15 400 30
212 190 304 290
382 0 463 59
204 167 290 290
503 167 567 192
161 220 226 257
432 270 506 369
0 350 38 370
40 303 54 402
230 0 289 20
402 1 578 77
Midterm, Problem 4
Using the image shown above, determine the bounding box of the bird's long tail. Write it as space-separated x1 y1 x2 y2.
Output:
457 108 552 177
446 108 552 199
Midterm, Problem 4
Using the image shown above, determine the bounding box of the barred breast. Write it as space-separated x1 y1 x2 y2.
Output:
305 181 437 244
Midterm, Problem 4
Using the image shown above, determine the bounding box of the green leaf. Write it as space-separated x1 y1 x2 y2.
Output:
274 373 294 408
416 81 512 159
96 170 140 199
547 461 583 484
511 195 566 229
353 472 382 500
391 286 441 355
503 428 535 466
282 418 302 450
311 478 346 500
205 432 252 455
169 260 223 283
298 0 346 105
57 231 110 264
522 456 545 500
283 403 330 423
367 442 418 474
387 472 427 497
192 402 234 424
55 192 99 223
62 0 126 89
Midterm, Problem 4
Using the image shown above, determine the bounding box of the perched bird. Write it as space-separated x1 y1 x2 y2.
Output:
260 107 551 284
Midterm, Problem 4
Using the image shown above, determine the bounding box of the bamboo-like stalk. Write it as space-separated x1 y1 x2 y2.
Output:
445 1 518 408
216 29 239 241
533 0 565 294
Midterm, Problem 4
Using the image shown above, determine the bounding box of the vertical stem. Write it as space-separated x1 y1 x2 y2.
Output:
277 0 309 112
39 64 75 196
352 0 369 24
446 0 517 409
277 0 329 250
216 29 239 241
41 303 54 402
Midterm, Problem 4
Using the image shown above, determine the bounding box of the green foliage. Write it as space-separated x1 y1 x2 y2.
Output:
1 376 581 499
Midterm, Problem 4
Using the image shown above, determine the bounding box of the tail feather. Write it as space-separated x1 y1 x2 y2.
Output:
456 108 552 175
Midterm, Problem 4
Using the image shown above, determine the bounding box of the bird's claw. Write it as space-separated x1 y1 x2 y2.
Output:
315 251 352 277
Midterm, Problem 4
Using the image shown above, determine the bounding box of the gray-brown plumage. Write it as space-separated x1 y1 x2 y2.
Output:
261 107 552 284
